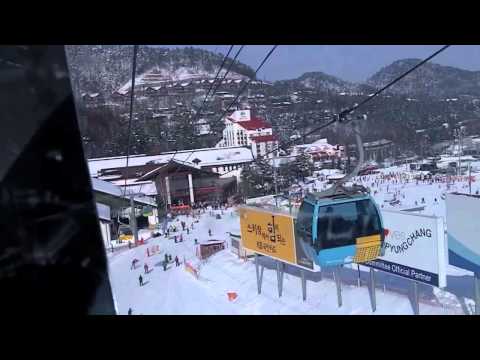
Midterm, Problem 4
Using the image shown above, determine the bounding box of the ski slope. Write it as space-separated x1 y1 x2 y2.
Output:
107 206 469 315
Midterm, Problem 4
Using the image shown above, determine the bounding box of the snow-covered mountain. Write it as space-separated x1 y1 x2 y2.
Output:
66 45 255 97
367 59 480 98
67 47 480 159
117 64 249 95
275 71 359 93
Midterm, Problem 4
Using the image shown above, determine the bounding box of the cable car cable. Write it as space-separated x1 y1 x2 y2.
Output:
339 45 451 122
168 45 278 178
253 45 452 163
211 45 245 96
193 45 235 123
168 45 235 167
170 45 245 169
123 44 139 197
212 45 278 126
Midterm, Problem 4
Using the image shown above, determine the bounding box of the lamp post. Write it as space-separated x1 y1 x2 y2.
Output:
454 126 467 175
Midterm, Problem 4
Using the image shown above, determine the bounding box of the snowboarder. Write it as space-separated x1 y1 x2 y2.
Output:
128 308 132 315
175 256 179 267
144 263 149 274
139 274 144 287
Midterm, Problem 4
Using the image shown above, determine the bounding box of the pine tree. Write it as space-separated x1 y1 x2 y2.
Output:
294 151 314 182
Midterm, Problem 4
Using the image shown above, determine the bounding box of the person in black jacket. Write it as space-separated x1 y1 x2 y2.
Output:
139 275 143 286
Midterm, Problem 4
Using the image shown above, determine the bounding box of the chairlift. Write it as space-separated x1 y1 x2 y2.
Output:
118 225 133 243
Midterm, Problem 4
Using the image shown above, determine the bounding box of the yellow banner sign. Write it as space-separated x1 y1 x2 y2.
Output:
239 206 296 264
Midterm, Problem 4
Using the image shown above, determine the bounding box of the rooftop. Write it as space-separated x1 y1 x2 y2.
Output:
91 178 157 207
88 146 254 176
231 117 272 130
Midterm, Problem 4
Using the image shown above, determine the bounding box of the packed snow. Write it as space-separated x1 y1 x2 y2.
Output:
106 164 480 315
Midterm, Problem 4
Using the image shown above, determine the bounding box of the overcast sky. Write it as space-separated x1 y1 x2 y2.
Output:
160 45 480 83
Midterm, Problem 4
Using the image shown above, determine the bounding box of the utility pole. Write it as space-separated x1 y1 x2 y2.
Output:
469 161 472 195
272 157 279 207
455 126 466 176
130 194 138 245
458 128 462 176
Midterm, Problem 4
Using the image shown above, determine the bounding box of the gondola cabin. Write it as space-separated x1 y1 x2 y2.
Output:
296 191 385 267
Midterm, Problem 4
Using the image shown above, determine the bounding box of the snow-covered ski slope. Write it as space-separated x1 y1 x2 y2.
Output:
107 165 480 315
108 214 468 314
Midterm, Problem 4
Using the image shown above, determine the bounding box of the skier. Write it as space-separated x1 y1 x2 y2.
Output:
174 235 177 243
144 263 149 274
163 260 167 271
175 256 179 267
208 229 212 237
421 197 425 204
164 253 169 264
128 308 132 315
131 259 138 270
139 274 144 287
195 239 198 245
187 228 189 235
169 254 172 262
180 234 183 242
